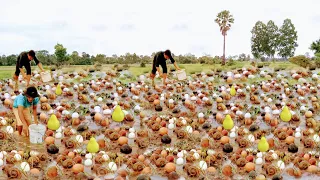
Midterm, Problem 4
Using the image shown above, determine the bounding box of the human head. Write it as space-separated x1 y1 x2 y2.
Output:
25 86 39 102
27 50 36 61
164 49 174 61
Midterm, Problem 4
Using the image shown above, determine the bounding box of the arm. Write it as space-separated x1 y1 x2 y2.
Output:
18 106 29 126
173 62 180 70
37 63 44 72
34 56 44 72
33 105 38 124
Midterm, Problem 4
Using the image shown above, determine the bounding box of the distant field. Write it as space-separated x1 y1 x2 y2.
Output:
0 61 302 80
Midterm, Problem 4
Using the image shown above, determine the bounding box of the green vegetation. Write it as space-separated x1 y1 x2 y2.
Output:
289 55 311 68
251 18 298 60
0 61 302 80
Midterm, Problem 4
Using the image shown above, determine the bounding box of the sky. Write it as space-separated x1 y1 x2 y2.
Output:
0 0 319 57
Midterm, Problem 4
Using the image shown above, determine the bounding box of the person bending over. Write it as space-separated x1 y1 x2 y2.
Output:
13 86 40 136
13 50 44 91
150 50 180 87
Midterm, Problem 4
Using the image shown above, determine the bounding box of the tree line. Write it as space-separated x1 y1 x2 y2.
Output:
0 43 252 67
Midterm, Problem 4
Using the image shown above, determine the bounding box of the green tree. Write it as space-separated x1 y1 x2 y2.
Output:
54 43 68 67
251 21 268 59
277 19 298 59
215 10 235 65
310 38 320 54
265 20 279 58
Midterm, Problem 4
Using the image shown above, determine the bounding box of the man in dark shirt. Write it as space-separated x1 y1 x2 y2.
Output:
13 50 44 91
150 50 180 87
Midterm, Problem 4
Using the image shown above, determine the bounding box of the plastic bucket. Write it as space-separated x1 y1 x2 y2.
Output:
175 69 187 80
29 124 46 144
40 72 52 82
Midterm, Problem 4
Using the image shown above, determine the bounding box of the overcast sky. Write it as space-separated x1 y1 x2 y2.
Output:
0 0 319 57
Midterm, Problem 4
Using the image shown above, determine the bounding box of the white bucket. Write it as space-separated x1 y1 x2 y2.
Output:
40 72 52 82
29 124 46 144
175 69 187 80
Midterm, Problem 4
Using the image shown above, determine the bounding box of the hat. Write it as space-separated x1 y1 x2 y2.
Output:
26 86 40 98
164 49 174 61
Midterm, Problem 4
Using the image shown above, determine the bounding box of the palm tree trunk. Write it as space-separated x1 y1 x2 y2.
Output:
222 34 226 65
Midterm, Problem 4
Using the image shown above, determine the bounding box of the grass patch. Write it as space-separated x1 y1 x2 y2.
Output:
0 62 299 80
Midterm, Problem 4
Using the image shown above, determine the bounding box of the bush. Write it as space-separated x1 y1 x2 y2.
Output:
94 63 102 71
226 59 235 66
123 64 129 69
289 55 311 68
140 62 146 67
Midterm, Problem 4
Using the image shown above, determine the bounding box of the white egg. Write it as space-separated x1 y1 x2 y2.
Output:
207 149 215 156
97 97 103 102
0 119 7 126
198 112 204 118
30 151 39 157
313 134 320 142
168 123 175 129
6 126 14 134
190 96 197 101
76 135 84 143
257 152 263 158
272 110 280 115
134 105 141 111
186 126 193 133
277 160 285 170
193 153 200 159
108 162 117 171
272 153 278 160
199 161 208 170
296 127 301 132
245 113 251 119
0 152 3 159
70 128 77 135
0 159 3 166
14 154 22 161
247 134 255 142
177 152 184 158
182 119 187 125
230 132 236 138
255 157 263 165
128 132 136 139
169 99 174 104
102 154 110 161
169 119 175 124
20 162 30 172
176 157 184 165
295 132 301 138
1 151 7 156
85 153 93 159
55 132 62 139
129 128 135 133
236 111 243 115
84 159 93 166
11 150 18 154
103 109 111 115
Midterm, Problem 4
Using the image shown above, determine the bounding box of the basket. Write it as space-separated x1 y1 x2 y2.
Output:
175 69 187 80
29 124 46 144
40 71 52 82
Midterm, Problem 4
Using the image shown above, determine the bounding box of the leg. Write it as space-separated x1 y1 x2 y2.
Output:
161 64 168 86
150 64 157 87
13 67 20 91
26 75 31 87
22 108 32 137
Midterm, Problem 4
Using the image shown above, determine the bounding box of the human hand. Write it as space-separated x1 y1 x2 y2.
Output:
23 126 29 137
176 67 181 71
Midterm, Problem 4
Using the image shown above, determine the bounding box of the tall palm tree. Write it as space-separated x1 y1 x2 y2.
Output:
215 10 234 65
